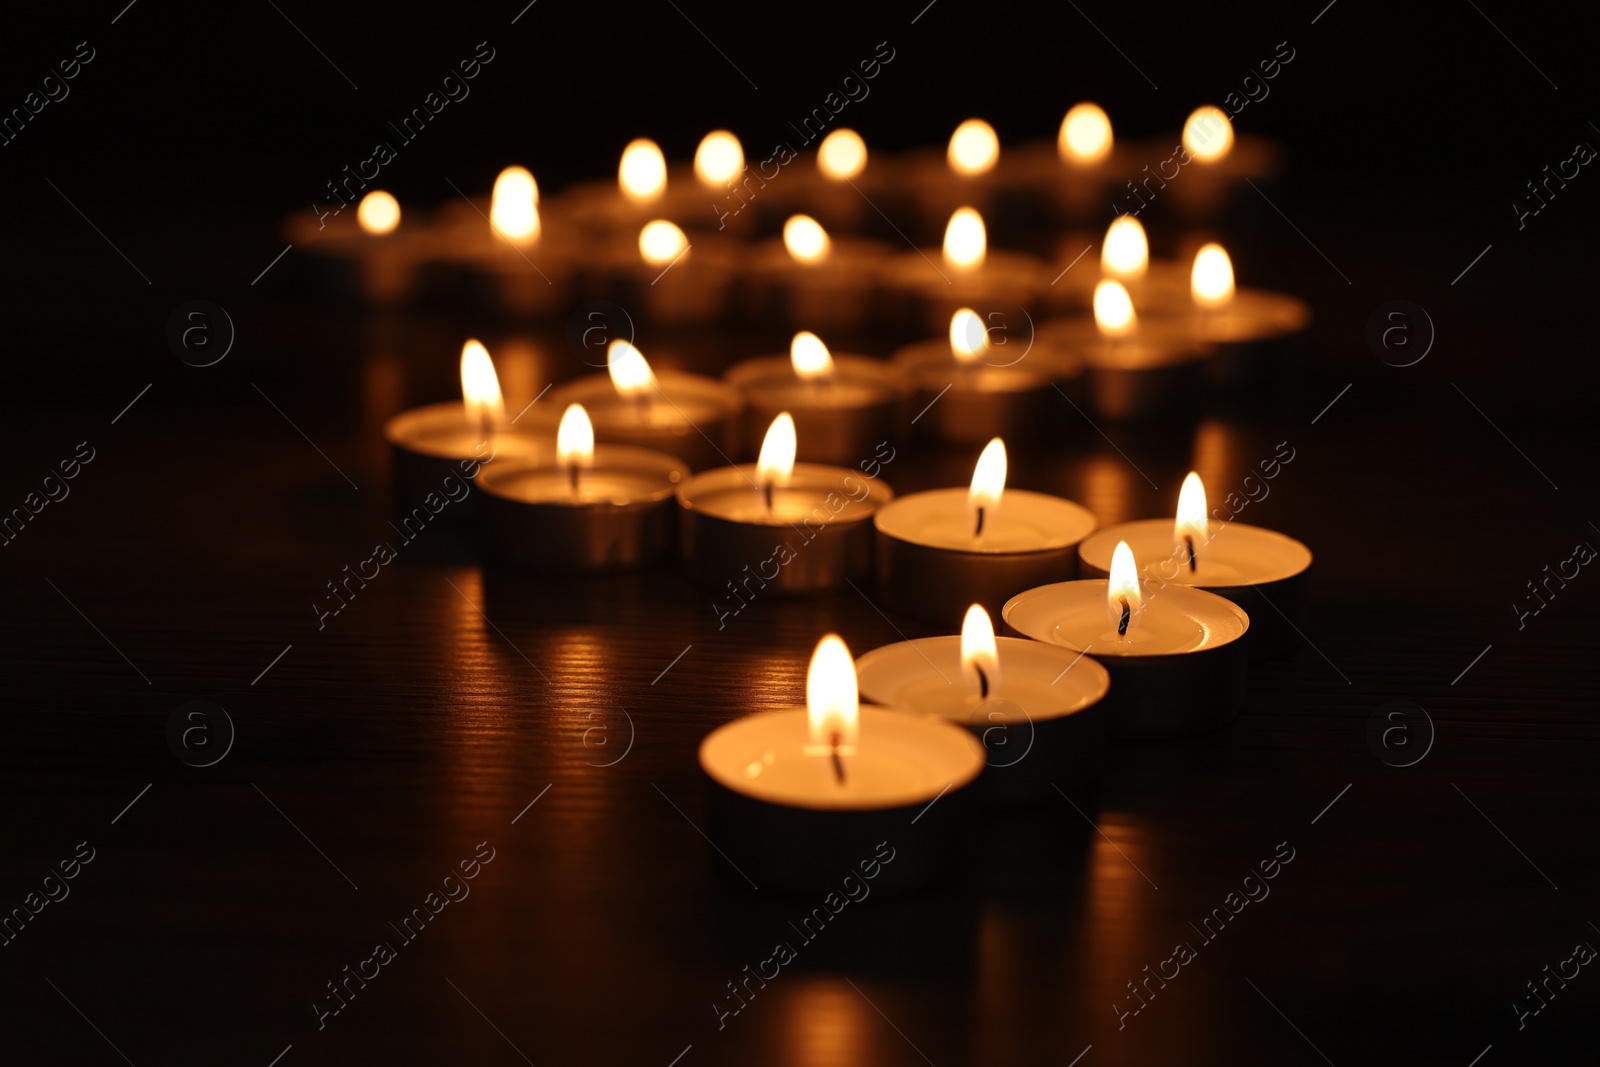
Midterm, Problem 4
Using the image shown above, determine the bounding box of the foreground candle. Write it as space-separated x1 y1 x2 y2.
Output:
699 634 984 894
875 438 1097 624
856 604 1110 807
1078 472 1311 659
723 332 906 466
477 404 686 573
1003 541 1250 739
679 414 892 598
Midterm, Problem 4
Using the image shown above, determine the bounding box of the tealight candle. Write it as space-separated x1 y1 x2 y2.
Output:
723 332 907 466
1163 105 1285 219
874 438 1097 625
584 218 740 327
287 189 432 306
856 604 1110 807
384 339 541 518
561 138 672 236
901 119 1011 234
678 413 892 596
699 634 985 894
1044 215 1186 313
1003 541 1250 740
430 165 574 316
1078 472 1311 659
883 206 1047 334
746 214 892 331
536 341 741 471
892 308 1084 444
477 404 687 573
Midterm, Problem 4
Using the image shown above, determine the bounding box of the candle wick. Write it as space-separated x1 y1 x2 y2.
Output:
1185 535 1196 573
763 479 774 515
1118 596 1131 637
975 663 989 701
974 506 985 539
829 730 845 785
569 461 580 496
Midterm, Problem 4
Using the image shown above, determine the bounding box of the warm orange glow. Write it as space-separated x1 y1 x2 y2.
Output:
618 138 667 203
783 214 831 264
943 207 986 271
805 634 860 755
1058 103 1113 165
459 340 505 430
490 166 540 242
1191 243 1235 308
790 332 834 381
695 130 744 186
960 604 1000 698
638 220 689 266
757 413 798 491
606 340 656 399
948 119 999 176
967 437 1007 538
1101 215 1148 280
817 128 867 180
1107 541 1145 633
950 307 987 363
557 403 595 468
1093 280 1137 338
1182 106 1234 163
357 190 400 235
1175 471 1209 561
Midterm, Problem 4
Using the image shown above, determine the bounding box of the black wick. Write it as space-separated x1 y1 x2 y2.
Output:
1185 535 1196 573
974 663 990 700
829 730 845 785
763 480 774 515
569 463 581 495
1118 596 1131 637
974 506 986 538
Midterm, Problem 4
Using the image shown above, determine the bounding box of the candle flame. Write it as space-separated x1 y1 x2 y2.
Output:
817 128 867 180
557 403 595 468
638 220 689 266
606 340 657 399
618 138 667 203
950 307 987 363
960 604 1001 699
1093 280 1137 338
695 130 744 187
1101 215 1148 280
967 437 1006 538
757 412 797 492
948 119 999 176
1058 103 1112 165
1182 106 1234 163
490 166 540 242
943 207 986 271
790 332 835 381
1191 243 1235 308
1107 540 1145 634
356 190 400 235
806 633 860 755
1175 471 1208 564
783 214 831 264
460 339 505 429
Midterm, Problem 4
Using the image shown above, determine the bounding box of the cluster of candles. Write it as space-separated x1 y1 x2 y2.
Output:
364 107 1314 894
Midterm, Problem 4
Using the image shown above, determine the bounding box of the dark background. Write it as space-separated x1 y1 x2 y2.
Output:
1 2 1597 1065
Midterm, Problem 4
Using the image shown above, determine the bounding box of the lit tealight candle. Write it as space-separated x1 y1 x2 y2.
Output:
677 414 893 596
618 138 667 204
856 604 1110 807
1004 540 1250 739
694 129 745 188
1058 103 1113 167
817 128 867 181
490 165 540 244
476 403 687 573
384 339 541 518
749 211 891 330
1077 471 1311 659
1182 106 1235 164
887 205 1047 333
723 331 907 466
1101 215 1149 283
286 188 424 305
891 307 1084 444
874 438 1097 624
698 633 985 894
1175 242 1311 391
948 119 1000 178
537 340 741 471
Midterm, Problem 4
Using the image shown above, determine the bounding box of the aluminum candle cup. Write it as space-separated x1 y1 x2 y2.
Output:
700 707 984 894
1003 580 1250 740
856 635 1110 807
538 371 741 473
747 227 892 332
723 350 907 467
891 333 1083 444
1036 316 1209 422
678 463 892 597
477 442 686 573
385 402 539 521
284 194 431 307
1150 288 1311 394
1079 519 1311 660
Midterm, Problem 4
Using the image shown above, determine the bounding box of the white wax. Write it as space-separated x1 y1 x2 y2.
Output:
1080 518 1311 589
874 487 1096 553
699 707 984 810
856 635 1108 725
1004 580 1248 658
678 463 891 525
